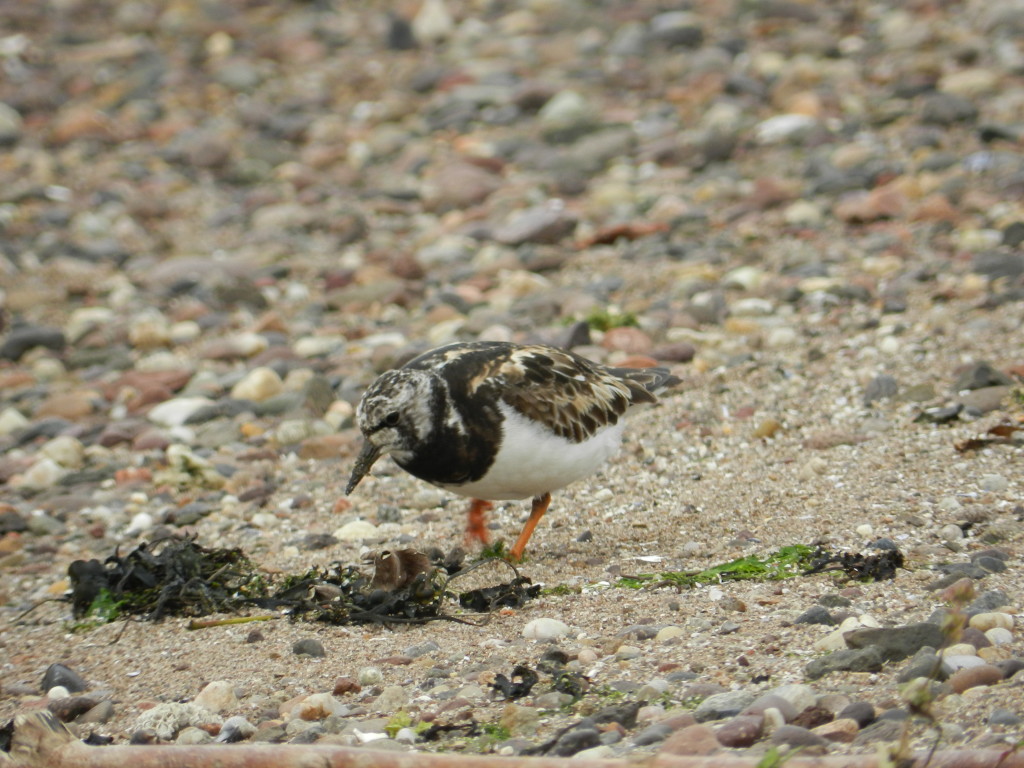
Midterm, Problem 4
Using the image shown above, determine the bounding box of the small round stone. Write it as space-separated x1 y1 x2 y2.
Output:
523 618 570 641
969 612 1013 632
978 474 1008 492
358 666 383 686
984 627 1013 645
292 639 326 658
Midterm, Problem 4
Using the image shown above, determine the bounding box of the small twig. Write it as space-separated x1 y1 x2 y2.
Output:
186 615 278 630
13 598 65 624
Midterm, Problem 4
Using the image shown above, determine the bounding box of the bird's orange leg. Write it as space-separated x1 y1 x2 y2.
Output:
465 498 493 546
508 492 551 562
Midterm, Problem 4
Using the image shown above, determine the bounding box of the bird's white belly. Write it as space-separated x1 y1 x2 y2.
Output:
441 403 626 500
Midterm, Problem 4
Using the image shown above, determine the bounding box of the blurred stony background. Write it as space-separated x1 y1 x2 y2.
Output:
1 0 1023 757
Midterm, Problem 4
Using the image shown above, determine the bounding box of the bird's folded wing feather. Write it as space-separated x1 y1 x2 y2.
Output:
487 346 654 443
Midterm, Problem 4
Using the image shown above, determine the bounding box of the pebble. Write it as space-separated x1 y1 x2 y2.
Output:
693 691 756 723
714 714 763 747
217 716 256 743
148 398 215 427
230 367 285 402
0 327 66 361
193 680 238 713
660 724 721 756
333 520 380 541
292 639 326 658
358 666 383 686
969 612 1014 632
17 458 66 490
522 618 570 641
371 685 408 712
979 474 1009 493
948 664 1003 693
771 724 829 750
499 703 540 736
0 407 30 435
135 703 221 741
984 627 1013 645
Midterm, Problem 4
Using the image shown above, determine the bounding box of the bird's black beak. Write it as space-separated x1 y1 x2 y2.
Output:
346 441 383 494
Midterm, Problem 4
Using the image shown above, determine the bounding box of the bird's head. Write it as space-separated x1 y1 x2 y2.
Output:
345 368 438 494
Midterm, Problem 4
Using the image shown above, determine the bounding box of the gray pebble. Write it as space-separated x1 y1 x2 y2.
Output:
694 690 756 723
292 639 326 658
845 622 946 661
770 724 829 749
805 647 885 680
989 708 1022 726
41 663 88 694
838 701 875 727
632 722 673 746
0 327 66 361
863 374 898 404
795 606 835 626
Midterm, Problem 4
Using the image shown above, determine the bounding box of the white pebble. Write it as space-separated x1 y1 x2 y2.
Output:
969 612 1013 632
722 266 765 292
226 332 268 357
357 666 383 686
940 655 986 674
395 727 419 744
39 435 86 469
193 680 238 713
148 397 214 427
125 512 154 537
878 336 901 355
17 458 65 490
33 357 66 382
333 520 379 541
231 367 284 402
941 643 977 658
66 306 115 343
274 419 314 445
784 200 823 226
47 686 71 700
0 407 29 435
937 496 963 513
731 297 774 317
939 523 964 542
522 618 570 641
169 320 202 343
755 113 818 144
294 335 344 358
984 627 1013 645
615 645 643 660
768 683 817 713
765 327 799 348
855 523 873 538
129 313 172 349
655 626 685 642
812 628 849 652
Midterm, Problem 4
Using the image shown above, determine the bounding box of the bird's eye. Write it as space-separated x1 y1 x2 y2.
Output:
383 411 400 427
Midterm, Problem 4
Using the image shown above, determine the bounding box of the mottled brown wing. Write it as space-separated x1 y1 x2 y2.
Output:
488 346 657 443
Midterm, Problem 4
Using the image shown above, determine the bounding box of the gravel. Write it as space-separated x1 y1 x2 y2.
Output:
1 0 1023 760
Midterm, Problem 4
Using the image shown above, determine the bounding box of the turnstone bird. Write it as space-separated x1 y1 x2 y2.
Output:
346 341 680 560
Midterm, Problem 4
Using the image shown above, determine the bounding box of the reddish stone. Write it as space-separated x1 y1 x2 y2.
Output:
948 664 1003 694
659 724 721 756
332 677 361 695
715 714 763 747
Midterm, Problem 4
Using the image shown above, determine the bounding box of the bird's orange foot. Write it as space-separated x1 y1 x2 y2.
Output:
508 492 551 562
465 498 493 547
